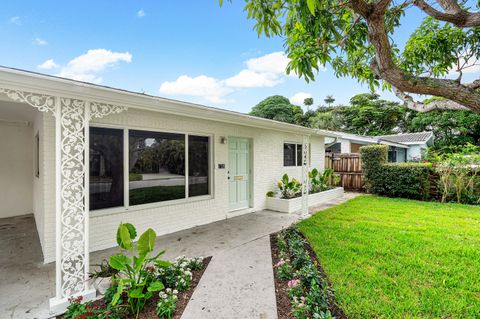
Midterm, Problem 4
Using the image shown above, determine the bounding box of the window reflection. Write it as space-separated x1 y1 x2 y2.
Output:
90 127 124 210
189 135 210 197
129 130 186 205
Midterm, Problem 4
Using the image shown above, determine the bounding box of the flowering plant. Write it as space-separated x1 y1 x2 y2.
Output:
156 288 178 319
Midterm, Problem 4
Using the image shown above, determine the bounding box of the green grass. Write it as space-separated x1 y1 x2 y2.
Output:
129 185 185 205
298 196 480 319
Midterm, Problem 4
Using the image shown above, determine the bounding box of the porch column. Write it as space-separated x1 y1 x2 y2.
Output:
0 88 126 313
300 135 310 218
50 98 127 312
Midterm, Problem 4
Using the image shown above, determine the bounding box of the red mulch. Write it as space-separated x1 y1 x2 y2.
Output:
270 233 348 319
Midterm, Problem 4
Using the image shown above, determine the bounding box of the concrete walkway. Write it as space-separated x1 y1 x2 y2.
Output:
181 191 362 319
0 192 361 319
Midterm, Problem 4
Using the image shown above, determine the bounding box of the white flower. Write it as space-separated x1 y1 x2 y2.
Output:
173 289 178 295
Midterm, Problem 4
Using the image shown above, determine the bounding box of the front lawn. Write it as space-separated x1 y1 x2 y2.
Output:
298 196 480 319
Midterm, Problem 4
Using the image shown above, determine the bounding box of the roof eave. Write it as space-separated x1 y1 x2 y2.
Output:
0 66 323 137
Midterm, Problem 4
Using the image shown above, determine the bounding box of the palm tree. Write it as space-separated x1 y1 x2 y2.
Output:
324 95 335 107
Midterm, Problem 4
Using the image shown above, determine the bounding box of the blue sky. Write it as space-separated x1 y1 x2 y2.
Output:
1 1 430 113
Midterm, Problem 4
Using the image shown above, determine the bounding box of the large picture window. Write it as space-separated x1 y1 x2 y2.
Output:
129 130 186 205
89 127 124 210
188 135 210 197
89 127 211 211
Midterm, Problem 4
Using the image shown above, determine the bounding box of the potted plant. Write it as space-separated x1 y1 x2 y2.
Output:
89 259 119 294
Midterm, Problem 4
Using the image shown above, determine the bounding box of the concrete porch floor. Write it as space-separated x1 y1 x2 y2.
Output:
0 192 361 319
0 210 300 319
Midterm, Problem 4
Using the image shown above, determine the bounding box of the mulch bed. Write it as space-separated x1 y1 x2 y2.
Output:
270 233 347 319
59 256 211 319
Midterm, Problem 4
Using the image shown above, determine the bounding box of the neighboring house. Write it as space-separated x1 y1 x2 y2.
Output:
325 130 434 162
0 66 334 313
378 132 434 161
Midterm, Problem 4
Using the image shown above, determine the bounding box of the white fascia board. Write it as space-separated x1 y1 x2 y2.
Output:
0 67 323 137
378 140 409 148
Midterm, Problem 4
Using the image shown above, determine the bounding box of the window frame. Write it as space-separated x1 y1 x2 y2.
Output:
283 142 307 167
89 123 214 216
34 131 40 178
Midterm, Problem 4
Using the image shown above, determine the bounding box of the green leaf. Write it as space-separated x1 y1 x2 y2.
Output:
137 228 156 257
147 281 164 292
154 259 172 268
116 223 135 250
128 288 145 299
307 0 316 15
111 280 124 306
133 255 146 273
147 250 166 262
109 254 131 271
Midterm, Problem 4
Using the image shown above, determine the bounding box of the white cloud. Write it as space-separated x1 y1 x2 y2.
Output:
38 59 59 70
56 49 132 83
245 52 290 74
137 9 146 17
159 75 233 103
33 37 47 46
290 92 312 105
8 16 21 25
225 69 283 88
225 51 291 88
158 51 324 104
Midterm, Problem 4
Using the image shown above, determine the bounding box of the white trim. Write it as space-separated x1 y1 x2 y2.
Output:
185 134 189 199
84 102 90 291
0 67 330 138
123 128 129 210
54 96 61 299
91 194 214 218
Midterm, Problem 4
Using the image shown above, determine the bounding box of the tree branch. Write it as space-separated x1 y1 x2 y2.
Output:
366 12 480 112
393 88 469 112
466 79 480 90
413 0 480 27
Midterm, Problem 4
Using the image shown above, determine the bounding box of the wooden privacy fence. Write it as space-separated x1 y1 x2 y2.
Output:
325 153 364 190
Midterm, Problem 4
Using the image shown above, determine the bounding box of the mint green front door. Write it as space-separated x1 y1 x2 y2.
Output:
228 137 251 211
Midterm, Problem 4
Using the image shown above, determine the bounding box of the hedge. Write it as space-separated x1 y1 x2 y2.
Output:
360 144 388 194
360 145 434 200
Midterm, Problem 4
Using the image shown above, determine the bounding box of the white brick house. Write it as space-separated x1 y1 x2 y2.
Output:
0 66 335 313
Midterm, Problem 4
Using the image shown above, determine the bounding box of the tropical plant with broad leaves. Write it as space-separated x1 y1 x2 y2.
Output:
309 168 333 193
278 173 302 199
109 223 170 318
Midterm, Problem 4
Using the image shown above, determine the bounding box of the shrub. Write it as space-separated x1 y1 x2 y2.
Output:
436 152 480 204
360 145 433 200
129 173 143 181
380 163 433 200
360 145 388 193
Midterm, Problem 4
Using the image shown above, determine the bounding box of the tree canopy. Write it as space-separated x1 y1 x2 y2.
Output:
250 93 480 152
221 0 480 112
249 95 304 124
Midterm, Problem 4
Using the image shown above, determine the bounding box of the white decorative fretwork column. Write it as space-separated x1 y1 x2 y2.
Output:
300 135 310 218
0 87 126 313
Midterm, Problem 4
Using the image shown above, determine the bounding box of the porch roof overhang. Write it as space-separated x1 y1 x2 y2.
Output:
0 66 334 138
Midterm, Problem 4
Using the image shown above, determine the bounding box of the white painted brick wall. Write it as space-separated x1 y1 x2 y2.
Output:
39 107 326 263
